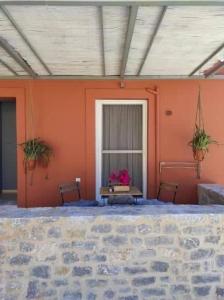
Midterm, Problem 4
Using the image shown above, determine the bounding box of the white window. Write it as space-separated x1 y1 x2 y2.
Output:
95 100 147 201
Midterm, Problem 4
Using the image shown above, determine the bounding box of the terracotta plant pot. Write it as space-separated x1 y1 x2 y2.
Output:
27 159 37 171
193 149 206 161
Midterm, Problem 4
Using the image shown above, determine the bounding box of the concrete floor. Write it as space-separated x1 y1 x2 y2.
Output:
0 192 17 205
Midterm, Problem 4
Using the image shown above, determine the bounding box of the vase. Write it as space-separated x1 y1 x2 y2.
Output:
27 159 36 171
193 149 206 162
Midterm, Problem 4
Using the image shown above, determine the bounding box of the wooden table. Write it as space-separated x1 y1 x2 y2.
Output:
100 186 143 205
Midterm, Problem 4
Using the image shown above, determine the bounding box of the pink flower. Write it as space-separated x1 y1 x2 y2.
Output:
108 169 131 185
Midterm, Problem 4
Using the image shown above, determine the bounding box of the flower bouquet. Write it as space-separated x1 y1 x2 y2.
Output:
108 169 131 192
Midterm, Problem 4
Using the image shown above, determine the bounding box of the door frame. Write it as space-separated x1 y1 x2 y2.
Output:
0 88 26 207
0 100 17 193
95 99 147 201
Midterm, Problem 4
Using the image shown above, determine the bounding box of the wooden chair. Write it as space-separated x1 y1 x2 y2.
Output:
157 182 179 204
59 181 81 206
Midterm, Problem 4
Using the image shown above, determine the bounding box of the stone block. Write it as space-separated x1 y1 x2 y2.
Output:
183 226 212 235
87 293 97 300
19 242 34 253
192 274 220 284
141 288 166 297
48 227 61 238
86 279 107 288
72 241 96 250
171 284 190 294
132 277 155 286
145 236 174 246
124 266 147 274
205 235 220 244
216 287 224 297
179 237 200 249
194 286 211 296
216 255 224 267
83 254 106 262
116 225 136 234
63 291 82 300
163 224 179 234
54 279 68 287
97 264 120 275
10 254 31 265
190 248 214 260
91 224 112 233
103 235 128 247
72 266 92 276
31 266 50 279
63 252 79 264
130 237 142 246
151 261 169 272
104 289 115 299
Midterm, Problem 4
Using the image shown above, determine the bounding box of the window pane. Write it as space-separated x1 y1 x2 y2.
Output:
102 153 142 191
103 105 142 151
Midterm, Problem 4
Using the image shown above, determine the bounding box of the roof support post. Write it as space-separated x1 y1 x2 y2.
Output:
99 6 106 76
137 6 167 75
0 5 52 75
0 37 37 77
120 5 138 78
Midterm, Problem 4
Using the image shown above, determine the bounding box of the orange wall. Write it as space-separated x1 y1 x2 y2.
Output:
0 79 223 207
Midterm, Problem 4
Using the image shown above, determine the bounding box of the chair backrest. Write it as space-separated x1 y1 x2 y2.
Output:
157 182 179 203
59 181 81 205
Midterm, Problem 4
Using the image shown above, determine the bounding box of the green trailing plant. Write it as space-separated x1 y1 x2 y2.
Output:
20 138 53 170
188 125 217 152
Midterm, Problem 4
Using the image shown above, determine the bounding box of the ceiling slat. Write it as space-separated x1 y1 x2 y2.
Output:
0 5 52 75
120 5 138 77
0 57 18 75
99 6 106 76
0 37 37 77
137 6 166 75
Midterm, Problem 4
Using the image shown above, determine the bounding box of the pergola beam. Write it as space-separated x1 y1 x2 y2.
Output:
0 37 37 77
137 6 166 75
0 5 52 75
189 42 224 76
0 58 18 75
99 6 106 76
0 1 224 6
205 61 224 78
120 5 138 77
0 74 204 80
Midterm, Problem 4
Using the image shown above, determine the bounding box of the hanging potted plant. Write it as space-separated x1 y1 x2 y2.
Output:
189 87 217 162
189 125 217 161
20 138 53 171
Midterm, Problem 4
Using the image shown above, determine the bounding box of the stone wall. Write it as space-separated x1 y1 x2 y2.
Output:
0 205 224 300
